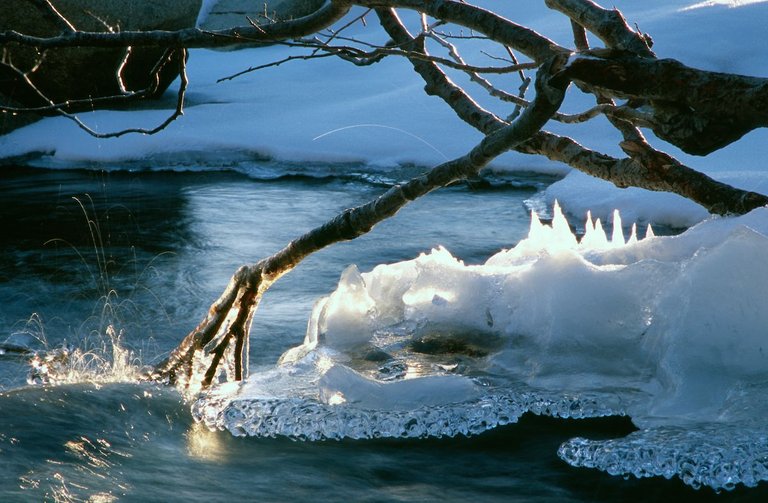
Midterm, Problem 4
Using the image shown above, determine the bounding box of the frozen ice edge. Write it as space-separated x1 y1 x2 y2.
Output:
192 386 627 441
559 425 768 491
189 205 768 492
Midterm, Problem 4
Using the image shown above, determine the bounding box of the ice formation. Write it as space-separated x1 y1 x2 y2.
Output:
194 204 768 491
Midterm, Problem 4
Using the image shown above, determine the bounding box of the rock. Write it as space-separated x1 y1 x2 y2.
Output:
0 95 42 135
0 0 202 114
198 0 325 30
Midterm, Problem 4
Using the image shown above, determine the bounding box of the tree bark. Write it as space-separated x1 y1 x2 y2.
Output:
563 53 768 155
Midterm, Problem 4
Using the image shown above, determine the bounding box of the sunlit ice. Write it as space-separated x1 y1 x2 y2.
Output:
520 200 654 255
196 204 768 491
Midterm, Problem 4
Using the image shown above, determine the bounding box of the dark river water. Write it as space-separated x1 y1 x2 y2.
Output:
0 165 761 501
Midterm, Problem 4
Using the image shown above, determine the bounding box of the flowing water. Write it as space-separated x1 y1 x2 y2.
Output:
0 165 763 501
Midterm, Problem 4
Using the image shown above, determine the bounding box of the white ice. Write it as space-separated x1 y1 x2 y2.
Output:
196 204 768 490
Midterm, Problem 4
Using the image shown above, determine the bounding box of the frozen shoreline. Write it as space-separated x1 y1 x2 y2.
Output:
1 1 767 227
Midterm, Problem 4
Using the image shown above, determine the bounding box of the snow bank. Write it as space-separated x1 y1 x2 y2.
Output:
196 205 768 490
1 1 766 227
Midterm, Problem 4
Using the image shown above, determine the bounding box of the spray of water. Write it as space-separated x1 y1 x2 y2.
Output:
18 195 166 388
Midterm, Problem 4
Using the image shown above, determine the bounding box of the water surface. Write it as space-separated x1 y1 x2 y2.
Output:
0 166 761 501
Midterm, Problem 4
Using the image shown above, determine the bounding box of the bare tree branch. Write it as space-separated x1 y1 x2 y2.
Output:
151 53 570 388
358 0 567 62
376 8 505 135
426 29 529 108
2 47 189 137
563 52 768 154
545 0 654 57
218 37 538 82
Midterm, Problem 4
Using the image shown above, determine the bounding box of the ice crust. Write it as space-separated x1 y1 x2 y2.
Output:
195 206 768 490
559 425 768 491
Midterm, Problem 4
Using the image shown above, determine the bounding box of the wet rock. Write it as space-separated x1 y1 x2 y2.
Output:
0 0 201 118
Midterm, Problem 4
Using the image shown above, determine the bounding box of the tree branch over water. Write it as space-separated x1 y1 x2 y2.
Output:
151 54 570 388
3 0 767 389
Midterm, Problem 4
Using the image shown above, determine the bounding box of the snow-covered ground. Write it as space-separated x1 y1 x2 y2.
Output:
2 0 767 227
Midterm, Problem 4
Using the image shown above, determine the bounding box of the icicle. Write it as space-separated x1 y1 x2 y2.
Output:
580 211 597 248
592 218 609 248
627 223 638 245
611 209 625 247
645 223 656 239
552 200 577 248
528 209 546 242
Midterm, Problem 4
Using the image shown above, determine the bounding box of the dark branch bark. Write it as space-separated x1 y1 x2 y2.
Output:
563 53 768 154
0 0 353 49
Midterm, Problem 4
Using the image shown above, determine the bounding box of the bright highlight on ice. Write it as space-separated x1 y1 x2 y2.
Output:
522 201 653 254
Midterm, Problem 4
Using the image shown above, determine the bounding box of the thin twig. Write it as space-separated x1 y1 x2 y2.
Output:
217 38 537 82
4 48 189 137
552 103 654 125
503 47 531 121
426 30 529 108
31 0 77 32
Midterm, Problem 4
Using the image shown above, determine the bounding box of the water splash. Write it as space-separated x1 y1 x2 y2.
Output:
26 325 144 387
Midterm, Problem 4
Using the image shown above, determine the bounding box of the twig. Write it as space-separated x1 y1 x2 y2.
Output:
218 38 537 82
4 48 189 137
426 30 529 109
31 0 77 33
504 46 531 121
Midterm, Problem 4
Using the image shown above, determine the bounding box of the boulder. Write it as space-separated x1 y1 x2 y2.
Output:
0 95 42 136
198 0 325 30
0 0 202 113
